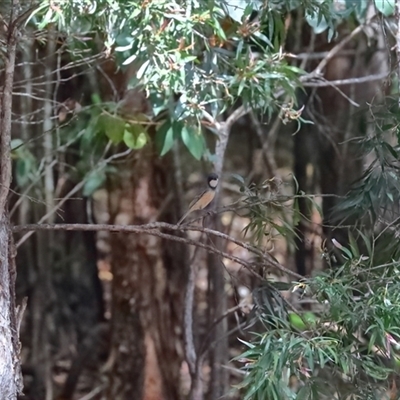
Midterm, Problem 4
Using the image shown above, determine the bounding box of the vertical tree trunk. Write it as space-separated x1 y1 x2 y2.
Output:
207 247 228 399
0 215 22 397
30 26 57 399
0 2 22 397
107 148 185 400
208 127 231 400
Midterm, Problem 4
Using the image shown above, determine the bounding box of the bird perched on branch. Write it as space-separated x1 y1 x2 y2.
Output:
177 173 219 225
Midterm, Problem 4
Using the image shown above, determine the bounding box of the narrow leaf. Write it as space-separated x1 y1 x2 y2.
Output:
181 126 205 160
155 120 175 156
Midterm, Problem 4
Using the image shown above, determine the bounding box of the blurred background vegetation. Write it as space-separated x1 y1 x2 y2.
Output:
2 0 400 399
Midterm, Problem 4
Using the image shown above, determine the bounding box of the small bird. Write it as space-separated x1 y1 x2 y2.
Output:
177 173 219 225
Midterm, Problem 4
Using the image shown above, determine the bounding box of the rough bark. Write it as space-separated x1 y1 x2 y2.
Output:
108 148 185 400
0 2 23 397
207 246 229 400
0 215 22 398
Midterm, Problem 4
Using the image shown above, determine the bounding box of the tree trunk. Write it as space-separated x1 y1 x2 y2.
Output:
207 247 228 400
0 2 22 397
107 148 185 400
0 214 22 397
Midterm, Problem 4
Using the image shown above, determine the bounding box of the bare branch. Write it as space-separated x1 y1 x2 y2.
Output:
225 105 248 131
15 181 85 247
302 73 389 88
12 222 302 279
314 25 365 76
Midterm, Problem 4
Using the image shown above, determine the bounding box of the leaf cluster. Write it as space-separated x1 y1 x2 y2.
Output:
28 0 395 165
236 232 400 399
334 98 400 226
234 175 300 248
29 0 336 161
235 100 400 399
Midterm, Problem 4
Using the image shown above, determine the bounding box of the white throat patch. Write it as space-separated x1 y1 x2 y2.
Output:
209 179 218 189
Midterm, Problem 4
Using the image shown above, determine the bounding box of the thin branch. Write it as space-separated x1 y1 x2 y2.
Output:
225 105 248 131
302 72 389 88
15 180 85 247
314 25 365 76
12 222 302 279
14 222 261 274
15 146 132 247
198 303 244 357
285 49 360 60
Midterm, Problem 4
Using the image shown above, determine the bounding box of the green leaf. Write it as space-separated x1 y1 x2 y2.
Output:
297 385 311 400
305 12 329 34
181 126 205 160
83 170 106 196
212 18 227 40
231 173 245 184
303 312 317 326
122 53 137 65
348 232 359 258
374 0 395 16
123 125 148 149
16 157 34 187
289 313 306 330
98 114 125 144
136 59 150 79
155 120 175 156
11 138 24 152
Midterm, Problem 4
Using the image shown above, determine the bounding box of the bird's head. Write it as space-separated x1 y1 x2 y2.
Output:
207 173 219 189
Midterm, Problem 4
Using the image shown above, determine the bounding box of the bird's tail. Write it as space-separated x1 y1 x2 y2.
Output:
177 210 190 225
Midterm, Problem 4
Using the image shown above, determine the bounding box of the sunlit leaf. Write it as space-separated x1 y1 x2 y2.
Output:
123 125 148 149
122 53 137 65
136 59 150 79
181 126 205 160
374 0 395 16
98 114 125 144
305 12 329 34
83 170 106 196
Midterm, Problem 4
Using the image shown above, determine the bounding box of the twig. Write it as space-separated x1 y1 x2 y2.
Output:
14 222 264 278
15 180 86 247
285 49 360 60
249 111 278 178
16 297 27 335
198 303 244 357
396 0 400 106
78 385 106 400
314 25 365 76
15 147 132 247
12 222 303 280
302 72 389 88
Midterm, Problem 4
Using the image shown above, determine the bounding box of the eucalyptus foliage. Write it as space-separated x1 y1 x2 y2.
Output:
29 0 370 162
